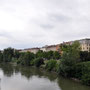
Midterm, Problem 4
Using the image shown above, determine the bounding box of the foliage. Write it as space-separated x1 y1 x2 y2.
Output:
36 50 44 58
74 63 83 79
82 73 90 86
3 47 14 62
75 61 90 86
18 52 35 66
36 50 61 60
53 51 61 59
33 58 44 67
45 59 57 71
58 41 80 77
80 51 90 62
0 51 3 62
14 50 20 59
46 51 54 59
11 57 18 63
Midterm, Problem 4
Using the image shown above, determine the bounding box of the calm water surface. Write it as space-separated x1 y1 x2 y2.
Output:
0 64 90 90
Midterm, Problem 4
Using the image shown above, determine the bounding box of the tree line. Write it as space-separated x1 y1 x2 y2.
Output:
0 48 61 64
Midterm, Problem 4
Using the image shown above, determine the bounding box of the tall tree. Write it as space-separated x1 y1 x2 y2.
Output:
19 52 35 66
0 51 3 62
3 47 14 62
58 41 80 77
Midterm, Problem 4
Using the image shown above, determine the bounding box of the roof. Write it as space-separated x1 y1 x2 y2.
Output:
24 48 40 50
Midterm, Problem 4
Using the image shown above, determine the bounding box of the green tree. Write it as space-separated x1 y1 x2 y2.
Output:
14 50 20 59
3 47 14 62
53 51 61 60
18 52 35 66
80 51 90 62
58 41 80 77
36 50 43 58
33 57 44 67
0 51 3 62
45 59 57 71
47 51 54 59
75 61 90 86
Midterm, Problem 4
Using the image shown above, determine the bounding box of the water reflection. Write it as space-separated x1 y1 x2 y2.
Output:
0 64 90 90
57 77 90 90
0 64 14 77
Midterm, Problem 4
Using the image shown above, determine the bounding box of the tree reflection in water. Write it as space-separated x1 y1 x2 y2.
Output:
0 64 90 90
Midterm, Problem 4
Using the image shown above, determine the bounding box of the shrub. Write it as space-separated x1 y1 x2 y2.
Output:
34 58 44 67
80 51 90 62
75 61 90 86
11 57 17 63
30 60 35 66
82 73 90 86
45 60 57 71
75 63 84 79
17 52 35 66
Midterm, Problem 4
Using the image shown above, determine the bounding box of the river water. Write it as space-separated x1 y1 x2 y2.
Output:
0 64 90 90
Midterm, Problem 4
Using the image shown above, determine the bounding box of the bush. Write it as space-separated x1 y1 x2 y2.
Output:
17 52 35 66
45 60 57 71
11 57 17 63
80 51 90 62
82 73 90 86
33 58 44 67
75 61 90 86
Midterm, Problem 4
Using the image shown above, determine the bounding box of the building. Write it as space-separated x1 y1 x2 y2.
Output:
78 39 90 52
29 48 40 54
62 38 90 52
40 44 60 52
40 46 47 52
18 38 90 54
19 48 40 54
46 45 57 52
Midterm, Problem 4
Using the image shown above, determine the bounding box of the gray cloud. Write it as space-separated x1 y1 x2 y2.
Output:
40 24 54 29
0 30 12 38
49 13 72 22
0 0 90 49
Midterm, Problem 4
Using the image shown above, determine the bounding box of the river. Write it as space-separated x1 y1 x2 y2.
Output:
0 64 90 90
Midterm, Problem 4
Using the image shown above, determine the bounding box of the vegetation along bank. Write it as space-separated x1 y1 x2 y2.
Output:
0 41 90 86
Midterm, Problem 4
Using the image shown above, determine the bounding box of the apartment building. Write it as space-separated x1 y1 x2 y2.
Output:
18 38 90 54
78 39 90 52
40 45 60 52
19 48 40 54
29 48 40 54
40 46 47 52
62 38 90 52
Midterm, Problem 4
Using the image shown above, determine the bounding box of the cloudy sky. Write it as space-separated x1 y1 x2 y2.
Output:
0 0 90 50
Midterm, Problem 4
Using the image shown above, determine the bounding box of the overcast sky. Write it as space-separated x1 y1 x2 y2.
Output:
0 0 90 50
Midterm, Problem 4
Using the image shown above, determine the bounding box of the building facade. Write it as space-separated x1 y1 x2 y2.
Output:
18 38 90 54
40 45 60 52
62 38 90 52
78 39 90 52
19 48 40 54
